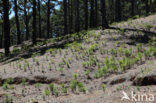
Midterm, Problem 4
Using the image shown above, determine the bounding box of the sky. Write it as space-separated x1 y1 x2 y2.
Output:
9 1 61 19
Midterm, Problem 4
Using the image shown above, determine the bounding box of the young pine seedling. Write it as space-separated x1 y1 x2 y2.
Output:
49 83 54 92
72 73 78 80
22 78 26 86
84 69 90 76
44 89 50 96
61 83 67 94
4 94 13 103
77 82 86 93
70 80 78 93
35 83 41 89
3 82 9 90
101 84 106 92
53 87 59 97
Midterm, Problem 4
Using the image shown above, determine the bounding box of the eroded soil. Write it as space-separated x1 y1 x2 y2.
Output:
0 15 156 103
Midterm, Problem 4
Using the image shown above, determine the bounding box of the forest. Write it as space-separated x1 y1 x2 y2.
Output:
0 0 156 103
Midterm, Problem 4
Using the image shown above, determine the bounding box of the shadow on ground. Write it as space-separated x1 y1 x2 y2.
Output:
108 26 156 44
0 36 83 64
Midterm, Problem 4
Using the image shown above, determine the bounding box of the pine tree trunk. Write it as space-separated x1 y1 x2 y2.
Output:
68 0 71 34
85 0 88 30
90 0 94 28
63 0 67 35
0 34 2 48
38 0 41 38
3 0 10 56
95 0 98 27
24 0 30 40
74 0 79 33
47 0 50 38
77 0 80 32
32 0 37 44
145 0 149 15
0 22 3 48
110 0 115 23
70 0 73 33
115 0 121 22
74 0 77 32
150 0 152 12
131 0 134 17
101 0 109 29
14 0 21 44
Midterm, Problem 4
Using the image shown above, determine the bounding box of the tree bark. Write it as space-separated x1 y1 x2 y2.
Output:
145 0 149 15
47 0 50 38
74 0 77 32
14 0 21 44
0 21 3 48
90 0 94 28
68 0 71 34
24 0 30 40
115 0 121 22
131 0 134 17
70 0 73 33
85 0 88 30
110 0 115 23
32 0 37 44
38 0 41 38
101 0 109 29
76 0 80 32
3 0 10 56
95 0 98 27
63 0 67 35
150 0 152 12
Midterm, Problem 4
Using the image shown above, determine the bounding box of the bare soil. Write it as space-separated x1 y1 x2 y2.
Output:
0 15 156 103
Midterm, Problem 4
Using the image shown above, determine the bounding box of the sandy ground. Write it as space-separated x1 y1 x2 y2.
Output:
0 15 156 103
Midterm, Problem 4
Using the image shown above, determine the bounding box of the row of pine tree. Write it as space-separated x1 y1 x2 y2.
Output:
0 0 155 56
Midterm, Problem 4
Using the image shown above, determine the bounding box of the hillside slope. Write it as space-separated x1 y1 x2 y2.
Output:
0 15 156 103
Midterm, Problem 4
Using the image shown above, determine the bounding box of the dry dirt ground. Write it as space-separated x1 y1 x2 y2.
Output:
0 15 156 103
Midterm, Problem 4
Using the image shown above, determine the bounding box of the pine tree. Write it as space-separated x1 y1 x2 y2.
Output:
131 0 134 17
76 0 80 32
38 0 42 38
47 0 51 38
63 0 67 35
85 0 88 30
90 0 94 28
70 0 73 33
145 0 149 15
24 0 30 40
32 0 37 44
115 0 121 21
3 0 10 56
95 0 98 27
101 0 109 29
14 0 21 44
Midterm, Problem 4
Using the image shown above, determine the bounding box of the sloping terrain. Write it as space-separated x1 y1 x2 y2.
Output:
0 15 156 103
